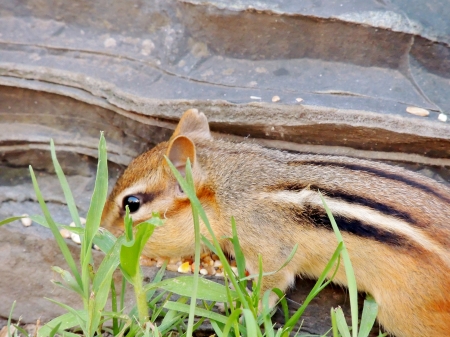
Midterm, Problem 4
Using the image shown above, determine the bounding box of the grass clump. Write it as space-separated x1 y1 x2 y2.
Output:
1 134 384 337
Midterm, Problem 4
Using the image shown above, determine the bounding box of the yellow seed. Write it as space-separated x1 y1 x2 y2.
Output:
178 262 191 273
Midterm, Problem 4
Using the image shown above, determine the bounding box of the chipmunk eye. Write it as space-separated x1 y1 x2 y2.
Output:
123 195 141 213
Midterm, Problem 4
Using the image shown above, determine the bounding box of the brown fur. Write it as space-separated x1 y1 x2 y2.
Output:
102 109 450 337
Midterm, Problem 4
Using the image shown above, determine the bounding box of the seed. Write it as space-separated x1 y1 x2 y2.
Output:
438 113 448 122
200 268 208 275
169 257 181 264
296 98 303 103
140 256 156 267
206 266 216 275
71 232 81 244
167 264 179 272
213 260 222 268
156 257 169 267
211 254 220 261
59 228 71 239
272 95 280 102
178 262 191 273
406 106 429 117
182 257 194 264
93 244 100 251
231 266 239 275
0 325 16 336
21 214 32 227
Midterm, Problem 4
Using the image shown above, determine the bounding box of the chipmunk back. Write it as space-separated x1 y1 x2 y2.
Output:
102 109 450 337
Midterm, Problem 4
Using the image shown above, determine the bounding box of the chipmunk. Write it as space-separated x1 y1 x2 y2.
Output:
102 109 450 337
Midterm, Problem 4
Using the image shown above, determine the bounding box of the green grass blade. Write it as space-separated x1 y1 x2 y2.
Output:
262 291 276 337
210 320 224 337
230 217 247 285
221 308 243 336
83 132 108 260
29 165 83 290
48 322 61 337
334 307 351 337
28 215 65 228
283 242 343 334
164 156 249 309
331 308 339 337
185 159 201 337
50 139 81 229
0 216 24 226
357 296 378 337
90 236 126 332
7 300 16 337
243 308 260 337
320 192 358 337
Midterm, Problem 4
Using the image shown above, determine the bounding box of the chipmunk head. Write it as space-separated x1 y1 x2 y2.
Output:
101 109 216 258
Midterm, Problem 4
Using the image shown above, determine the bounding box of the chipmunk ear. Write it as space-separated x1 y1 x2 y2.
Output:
167 135 196 177
170 109 212 141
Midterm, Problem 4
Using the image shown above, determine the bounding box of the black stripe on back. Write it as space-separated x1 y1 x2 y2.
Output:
282 183 416 226
291 160 450 204
293 205 411 247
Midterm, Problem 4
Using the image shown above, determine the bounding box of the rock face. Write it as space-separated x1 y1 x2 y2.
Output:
0 0 449 334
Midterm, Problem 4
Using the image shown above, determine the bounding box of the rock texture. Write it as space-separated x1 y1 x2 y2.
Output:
0 0 449 335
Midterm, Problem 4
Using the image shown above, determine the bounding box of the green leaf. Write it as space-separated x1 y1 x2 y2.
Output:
93 228 118 253
357 295 378 337
42 301 87 336
120 220 157 281
83 132 108 261
37 312 86 337
89 235 126 333
164 301 229 325
51 267 84 296
124 206 133 242
29 166 83 291
145 276 236 302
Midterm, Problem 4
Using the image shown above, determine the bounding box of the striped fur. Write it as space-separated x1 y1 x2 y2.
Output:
102 109 450 337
